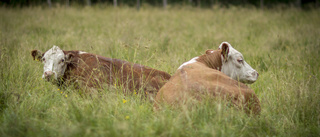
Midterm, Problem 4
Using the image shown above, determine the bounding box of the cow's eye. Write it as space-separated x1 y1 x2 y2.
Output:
237 59 243 63
61 59 65 63
42 58 46 62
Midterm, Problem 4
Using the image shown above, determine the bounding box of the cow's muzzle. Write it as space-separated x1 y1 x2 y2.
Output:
252 71 259 78
44 71 55 81
242 71 259 84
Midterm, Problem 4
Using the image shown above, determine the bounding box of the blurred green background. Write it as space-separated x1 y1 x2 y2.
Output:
0 1 319 137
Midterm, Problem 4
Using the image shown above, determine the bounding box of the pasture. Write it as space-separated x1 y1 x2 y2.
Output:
0 6 319 136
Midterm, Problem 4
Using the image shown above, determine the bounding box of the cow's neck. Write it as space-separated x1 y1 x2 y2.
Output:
57 50 79 87
196 50 222 71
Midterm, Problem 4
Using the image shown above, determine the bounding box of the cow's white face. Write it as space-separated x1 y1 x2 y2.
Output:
31 46 69 82
219 42 258 84
41 46 68 81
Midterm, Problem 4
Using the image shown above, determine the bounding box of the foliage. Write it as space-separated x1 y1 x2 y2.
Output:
0 6 320 137
1 0 318 8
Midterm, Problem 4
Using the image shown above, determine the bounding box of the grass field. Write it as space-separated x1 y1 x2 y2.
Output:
0 6 320 137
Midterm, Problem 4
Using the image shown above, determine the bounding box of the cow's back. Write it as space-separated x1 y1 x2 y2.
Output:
65 53 171 94
112 59 171 94
154 63 260 114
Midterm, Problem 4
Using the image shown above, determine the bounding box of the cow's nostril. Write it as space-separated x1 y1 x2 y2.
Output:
251 71 259 77
44 71 53 77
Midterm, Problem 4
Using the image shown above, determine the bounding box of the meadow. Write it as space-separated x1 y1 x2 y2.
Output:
0 5 319 137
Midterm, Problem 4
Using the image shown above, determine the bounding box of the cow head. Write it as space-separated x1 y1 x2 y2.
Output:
219 42 258 84
31 46 73 82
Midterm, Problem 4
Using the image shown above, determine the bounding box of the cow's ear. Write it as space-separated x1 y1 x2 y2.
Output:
205 50 214 54
221 43 229 62
65 53 75 63
31 50 43 61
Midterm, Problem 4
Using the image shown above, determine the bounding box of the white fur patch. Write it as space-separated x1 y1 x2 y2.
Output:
79 51 87 54
42 46 67 80
178 57 199 70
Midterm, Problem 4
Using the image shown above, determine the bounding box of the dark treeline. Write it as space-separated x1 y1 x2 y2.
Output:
0 0 319 8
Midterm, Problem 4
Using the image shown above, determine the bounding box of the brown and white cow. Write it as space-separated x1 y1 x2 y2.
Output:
31 46 171 94
154 42 260 115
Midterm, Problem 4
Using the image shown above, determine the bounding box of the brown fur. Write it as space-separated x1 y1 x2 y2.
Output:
32 50 171 95
154 50 261 115
197 49 223 71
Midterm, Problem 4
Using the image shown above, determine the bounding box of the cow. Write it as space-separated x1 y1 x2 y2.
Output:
31 46 171 95
154 42 261 115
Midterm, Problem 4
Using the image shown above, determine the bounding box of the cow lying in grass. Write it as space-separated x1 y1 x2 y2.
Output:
154 42 261 115
31 46 171 95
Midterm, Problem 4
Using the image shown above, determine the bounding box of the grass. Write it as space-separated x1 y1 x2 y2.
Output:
0 5 320 137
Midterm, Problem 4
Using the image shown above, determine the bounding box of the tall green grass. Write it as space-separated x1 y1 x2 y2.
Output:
0 6 319 136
